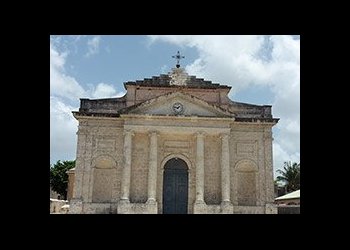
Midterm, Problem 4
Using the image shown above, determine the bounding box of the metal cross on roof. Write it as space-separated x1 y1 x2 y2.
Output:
172 51 185 68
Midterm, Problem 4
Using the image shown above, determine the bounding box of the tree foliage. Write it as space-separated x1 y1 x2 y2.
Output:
276 161 300 193
50 160 75 200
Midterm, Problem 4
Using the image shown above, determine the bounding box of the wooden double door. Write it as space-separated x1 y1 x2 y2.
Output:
162 158 188 214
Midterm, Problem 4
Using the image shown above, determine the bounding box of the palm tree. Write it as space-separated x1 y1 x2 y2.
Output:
276 162 300 193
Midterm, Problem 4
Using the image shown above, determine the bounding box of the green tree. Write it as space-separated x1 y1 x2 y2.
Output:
50 160 75 200
276 161 300 193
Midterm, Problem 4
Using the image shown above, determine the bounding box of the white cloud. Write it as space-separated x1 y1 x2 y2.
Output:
148 35 300 174
50 41 123 101
50 38 124 163
50 96 78 163
85 36 101 57
91 83 125 99
50 43 85 100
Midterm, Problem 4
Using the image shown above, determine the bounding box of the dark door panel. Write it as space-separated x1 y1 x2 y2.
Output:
163 158 188 214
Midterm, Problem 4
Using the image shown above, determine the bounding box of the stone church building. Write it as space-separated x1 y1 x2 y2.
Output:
68 59 279 214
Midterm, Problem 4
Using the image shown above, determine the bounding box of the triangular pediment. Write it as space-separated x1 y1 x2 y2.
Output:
120 92 233 118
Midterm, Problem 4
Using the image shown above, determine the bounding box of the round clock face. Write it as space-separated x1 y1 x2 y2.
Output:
172 102 184 114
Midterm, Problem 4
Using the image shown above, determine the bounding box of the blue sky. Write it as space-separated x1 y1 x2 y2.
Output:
50 35 300 176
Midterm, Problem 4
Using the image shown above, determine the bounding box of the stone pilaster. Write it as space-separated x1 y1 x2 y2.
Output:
258 135 266 206
265 203 278 214
220 133 232 211
71 130 87 200
195 132 205 204
82 133 93 202
120 130 134 202
264 128 274 204
72 168 83 200
147 131 158 205
66 168 75 201
68 128 86 214
68 199 83 214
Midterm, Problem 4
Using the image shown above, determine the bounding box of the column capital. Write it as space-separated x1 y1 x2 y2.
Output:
148 130 159 137
124 129 135 137
196 131 206 138
220 132 230 139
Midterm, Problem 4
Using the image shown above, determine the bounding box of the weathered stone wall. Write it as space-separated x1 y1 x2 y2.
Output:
135 88 174 104
130 87 230 107
237 171 256 205
71 119 124 208
230 125 267 207
80 98 126 114
83 202 112 214
186 90 220 104
204 135 221 204
233 206 265 214
92 168 115 202
71 114 276 214
130 133 149 203
130 94 229 117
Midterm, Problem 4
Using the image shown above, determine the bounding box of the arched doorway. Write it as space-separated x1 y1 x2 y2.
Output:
163 158 189 214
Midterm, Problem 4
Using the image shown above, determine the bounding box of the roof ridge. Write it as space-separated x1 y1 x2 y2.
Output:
124 72 229 89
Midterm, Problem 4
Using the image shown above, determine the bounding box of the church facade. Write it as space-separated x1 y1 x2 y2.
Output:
69 65 279 214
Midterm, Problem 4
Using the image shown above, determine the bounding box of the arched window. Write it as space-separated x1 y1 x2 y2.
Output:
92 156 118 203
235 160 257 206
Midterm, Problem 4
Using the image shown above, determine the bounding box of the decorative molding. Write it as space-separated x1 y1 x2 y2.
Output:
123 129 135 137
236 140 257 157
96 138 115 151
164 140 189 149
91 154 118 169
160 153 193 170
234 159 258 172
196 131 206 138
220 132 230 139
148 130 159 137
169 68 189 86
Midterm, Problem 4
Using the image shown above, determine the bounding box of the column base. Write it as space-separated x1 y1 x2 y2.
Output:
145 199 158 213
221 201 233 214
146 198 157 205
193 200 207 214
117 200 158 214
68 198 83 214
117 199 131 214
265 203 278 214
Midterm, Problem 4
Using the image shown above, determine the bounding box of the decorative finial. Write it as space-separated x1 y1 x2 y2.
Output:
172 51 185 68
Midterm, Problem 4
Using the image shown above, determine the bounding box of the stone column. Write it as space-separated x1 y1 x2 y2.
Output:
195 132 205 203
220 133 231 204
147 131 158 203
120 130 134 202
